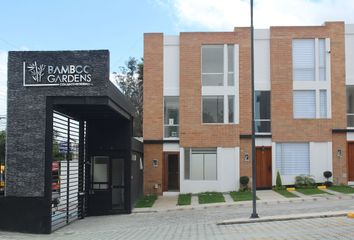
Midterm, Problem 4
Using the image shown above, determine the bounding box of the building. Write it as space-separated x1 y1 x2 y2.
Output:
143 21 354 195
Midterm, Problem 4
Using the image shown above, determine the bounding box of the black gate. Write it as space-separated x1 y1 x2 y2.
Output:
51 111 86 231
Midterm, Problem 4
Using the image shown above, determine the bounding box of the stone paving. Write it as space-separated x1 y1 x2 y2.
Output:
1 194 354 240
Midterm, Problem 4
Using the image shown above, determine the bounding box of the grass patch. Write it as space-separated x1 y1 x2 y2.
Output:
329 185 354 194
178 193 192 205
198 192 225 204
134 195 157 208
273 189 298 198
296 188 328 195
230 191 259 202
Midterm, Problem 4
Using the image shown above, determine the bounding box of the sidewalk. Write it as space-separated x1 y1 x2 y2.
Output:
133 189 354 213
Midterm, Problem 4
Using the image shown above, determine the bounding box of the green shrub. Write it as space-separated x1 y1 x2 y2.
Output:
275 171 285 190
323 171 333 187
240 176 250 191
295 175 316 189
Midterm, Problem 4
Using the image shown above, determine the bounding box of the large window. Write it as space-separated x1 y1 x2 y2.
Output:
276 143 310 175
293 39 326 81
201 44 237 124
292 38 330 119
202 96 224 123
164 96 179 138
184 148 217 180
347 86 354 127
255 91 271 133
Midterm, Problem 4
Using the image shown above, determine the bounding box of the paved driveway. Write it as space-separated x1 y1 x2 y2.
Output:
1 197 354 240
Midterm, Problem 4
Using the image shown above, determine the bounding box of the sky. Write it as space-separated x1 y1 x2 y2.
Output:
1 0 354 129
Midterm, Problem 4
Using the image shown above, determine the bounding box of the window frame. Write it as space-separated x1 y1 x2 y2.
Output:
201 44 239 125
254 91 271 134
292 38 331 119
184 148 218 181
163 96 179 139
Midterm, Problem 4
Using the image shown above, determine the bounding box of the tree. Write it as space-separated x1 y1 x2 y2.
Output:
114 57 143 137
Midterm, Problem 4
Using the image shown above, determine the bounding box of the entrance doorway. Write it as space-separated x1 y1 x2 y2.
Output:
163 153 179 191
348 142 354 181
89 156 125 214
256 147 272 189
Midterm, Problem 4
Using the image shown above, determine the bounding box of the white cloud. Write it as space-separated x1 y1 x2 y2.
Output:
167 0 354 30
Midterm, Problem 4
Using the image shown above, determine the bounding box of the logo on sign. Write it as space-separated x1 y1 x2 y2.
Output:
23 61 93 87
27 62 46 83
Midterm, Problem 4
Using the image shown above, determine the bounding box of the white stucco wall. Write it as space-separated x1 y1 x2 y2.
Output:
254 29 270 91
179 147 240 193
163 35 180 96
345 24 354 85
273 142 332 185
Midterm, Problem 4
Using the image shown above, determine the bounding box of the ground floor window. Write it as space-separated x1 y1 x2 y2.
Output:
276 143 309 175
184 148 217 180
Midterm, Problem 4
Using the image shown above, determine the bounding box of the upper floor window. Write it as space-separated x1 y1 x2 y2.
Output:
347 86 354 127
255 91 271 133
202 45 235 86
292 38 331 119
164 96 179 138
293 39 326 81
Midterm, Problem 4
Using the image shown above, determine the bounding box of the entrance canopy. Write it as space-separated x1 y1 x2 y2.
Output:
0 50 143 234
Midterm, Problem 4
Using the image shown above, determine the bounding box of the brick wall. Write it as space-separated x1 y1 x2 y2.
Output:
143 33 164 140
143 144 163 195
179 28 252 148
270 22 346 142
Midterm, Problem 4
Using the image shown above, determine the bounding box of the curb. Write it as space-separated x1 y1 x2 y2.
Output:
132 194 354 214
217 211 349 225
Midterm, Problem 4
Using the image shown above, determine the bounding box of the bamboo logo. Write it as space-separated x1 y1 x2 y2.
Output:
27 62 46 83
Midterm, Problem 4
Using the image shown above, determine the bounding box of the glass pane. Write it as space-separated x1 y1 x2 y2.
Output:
228 45 234 72
202 73 224 86
277 143 309 175
184 148 190 180
204 153 217 180
202 96 224 123
293 39 315 81
320 90 327 118
164 96 179 125
202 45 224 73
347 86 354 113
347 115 354 127
93 156 109 188
319 39 326 81
227 73 234 86
255 120 271 133
293 90 316 118
164 126 179 138
255 91 271 119
190 153 204 180
228 95 234 123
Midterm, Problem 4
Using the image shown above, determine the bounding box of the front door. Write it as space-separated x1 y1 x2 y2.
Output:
88 156 125 215
348 143 354 181
256 147 272 189
163 153 179 191
89 156 111 215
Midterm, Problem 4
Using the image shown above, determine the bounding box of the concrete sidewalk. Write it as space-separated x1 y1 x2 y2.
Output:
133 190 354 213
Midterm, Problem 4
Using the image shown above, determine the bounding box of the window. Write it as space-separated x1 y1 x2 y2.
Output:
164 96 179 138
293 90 316 118
347 86 354 127
184 148 217 180
276 143 310 175
202 45 224 86
292 38 330 119
202 96 224 123
201 44 238 124
255 91 271 133
293 39 326 81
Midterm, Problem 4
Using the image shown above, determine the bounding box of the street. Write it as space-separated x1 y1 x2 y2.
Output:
1 197 354 240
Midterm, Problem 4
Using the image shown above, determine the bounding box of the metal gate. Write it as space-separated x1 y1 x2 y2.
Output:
51 111 86 231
